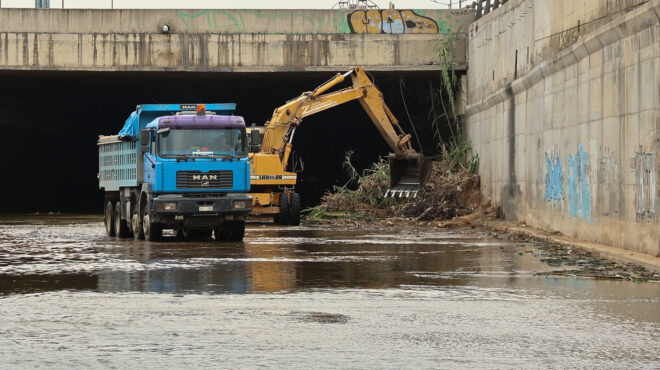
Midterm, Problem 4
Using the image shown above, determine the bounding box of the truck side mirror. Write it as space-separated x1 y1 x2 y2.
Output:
140 129 150 153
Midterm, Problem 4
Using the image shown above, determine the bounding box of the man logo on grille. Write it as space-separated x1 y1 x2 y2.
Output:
201 181 210 187
192 175 218 180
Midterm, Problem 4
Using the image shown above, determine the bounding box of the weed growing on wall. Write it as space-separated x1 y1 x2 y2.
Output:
397 29 478 173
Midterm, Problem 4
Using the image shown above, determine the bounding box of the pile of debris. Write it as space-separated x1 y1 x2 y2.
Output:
394 162 481 221
308 159 483 222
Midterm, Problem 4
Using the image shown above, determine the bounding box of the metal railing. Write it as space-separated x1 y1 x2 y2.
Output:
430 1 469 7
463 0 510 19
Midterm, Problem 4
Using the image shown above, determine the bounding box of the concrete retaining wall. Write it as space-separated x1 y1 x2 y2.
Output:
465 0 660 257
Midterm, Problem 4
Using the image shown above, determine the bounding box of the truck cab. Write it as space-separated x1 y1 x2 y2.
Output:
99 103 252 241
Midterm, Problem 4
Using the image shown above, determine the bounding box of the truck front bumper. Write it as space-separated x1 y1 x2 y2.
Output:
150 193 252 227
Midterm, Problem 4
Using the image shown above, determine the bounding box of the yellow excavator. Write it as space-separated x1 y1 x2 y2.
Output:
247 66 431 225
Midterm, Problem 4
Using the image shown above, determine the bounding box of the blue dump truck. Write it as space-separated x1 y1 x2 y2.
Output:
98 103 252 242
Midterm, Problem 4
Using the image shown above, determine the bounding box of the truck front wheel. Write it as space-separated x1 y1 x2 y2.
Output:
214 221 245 242
105 200 115 237
229 221 245 241
114 201 130 238
142 213 162 241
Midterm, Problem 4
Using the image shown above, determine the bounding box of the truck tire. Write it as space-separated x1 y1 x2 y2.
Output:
142 213 162 241
105 200 115 237
289 192 301 226
229 221 245 241
214 226 228 241
278 193 290 225
114 201 130 238
133 212 144 241
175 228 185 240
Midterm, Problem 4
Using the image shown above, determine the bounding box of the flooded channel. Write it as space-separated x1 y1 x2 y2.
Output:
1 215 659 368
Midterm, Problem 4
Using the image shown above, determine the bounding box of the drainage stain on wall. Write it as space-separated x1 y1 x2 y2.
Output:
631 146 657 222
544 148 564 206
567 143 592 223
596 147 620 217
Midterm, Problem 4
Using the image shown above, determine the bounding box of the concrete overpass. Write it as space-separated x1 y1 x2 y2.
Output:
0 8 473 72
0 7 473 216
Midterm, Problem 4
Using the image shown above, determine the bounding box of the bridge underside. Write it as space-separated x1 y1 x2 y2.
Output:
0 69 459 212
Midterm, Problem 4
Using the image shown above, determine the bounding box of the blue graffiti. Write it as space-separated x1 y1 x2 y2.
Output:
567 143 592 222
545 150 565 205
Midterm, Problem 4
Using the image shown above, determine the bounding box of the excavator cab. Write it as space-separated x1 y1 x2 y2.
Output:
247 124 266 153
386 153 432 198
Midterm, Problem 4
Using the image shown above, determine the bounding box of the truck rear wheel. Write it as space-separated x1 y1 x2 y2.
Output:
105 200 115 237
142 213 162 241
114 201 130 238
289 192 301 226
132 212 144 241
278 193 290 225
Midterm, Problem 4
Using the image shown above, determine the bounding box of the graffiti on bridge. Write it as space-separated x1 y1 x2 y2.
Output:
348 10 438 34
177 9 464 35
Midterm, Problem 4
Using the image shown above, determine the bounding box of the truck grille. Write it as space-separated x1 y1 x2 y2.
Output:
176 171 233 189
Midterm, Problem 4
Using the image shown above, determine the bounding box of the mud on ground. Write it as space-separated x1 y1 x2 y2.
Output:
307 161 660 282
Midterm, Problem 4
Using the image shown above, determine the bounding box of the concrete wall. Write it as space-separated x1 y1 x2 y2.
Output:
465 0 660 257
0 8 473 72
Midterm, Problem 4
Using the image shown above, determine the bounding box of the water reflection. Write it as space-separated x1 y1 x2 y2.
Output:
93 228 546 294
1 217 659 302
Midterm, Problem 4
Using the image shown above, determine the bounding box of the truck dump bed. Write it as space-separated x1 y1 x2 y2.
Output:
98 135 138 191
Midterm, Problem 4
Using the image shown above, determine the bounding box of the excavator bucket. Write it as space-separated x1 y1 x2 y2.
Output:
385 154 432 198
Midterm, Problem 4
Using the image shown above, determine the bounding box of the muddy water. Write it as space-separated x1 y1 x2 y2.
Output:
0 215 658 368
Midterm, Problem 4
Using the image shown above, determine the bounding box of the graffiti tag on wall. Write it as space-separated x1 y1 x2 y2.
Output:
544 149 564 206
348 10 438 34
631 147 657 221
596 147 620 217
567 143 592 222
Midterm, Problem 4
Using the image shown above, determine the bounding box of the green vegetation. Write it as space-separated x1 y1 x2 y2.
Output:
306 30 479 220
303 154 395 220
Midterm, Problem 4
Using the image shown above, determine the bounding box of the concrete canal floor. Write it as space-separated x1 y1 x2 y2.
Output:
0 215 659 368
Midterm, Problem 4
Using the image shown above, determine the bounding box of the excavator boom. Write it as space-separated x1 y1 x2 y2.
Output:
258 66 431 197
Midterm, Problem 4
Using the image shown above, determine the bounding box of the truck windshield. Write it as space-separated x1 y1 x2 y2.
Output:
158 128 246 158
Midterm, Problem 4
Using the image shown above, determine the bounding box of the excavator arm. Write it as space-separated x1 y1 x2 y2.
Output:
259 66 431 197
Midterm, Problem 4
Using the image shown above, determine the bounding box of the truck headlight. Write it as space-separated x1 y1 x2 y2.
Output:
233 200 247 209
163 202 177 211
